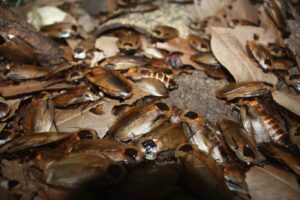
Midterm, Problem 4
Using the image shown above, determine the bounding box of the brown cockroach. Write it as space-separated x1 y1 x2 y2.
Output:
125 68 177 89
175 143 233 200
218 119 262 164
259 142 300 176
152 25 179 41
239 99 289 147
246 41 273 71
187 34 211 53
215 81 274 101
70 138 144 164
0 64 49 81
19 92 55 134
87 67 132 99
117 31 141 53
52 86 103 107
106 101 174 142
100 55 149 70
40 22 77 39
44 153 127 188
179 110 227 163
136 122 188 160
190 53 221 67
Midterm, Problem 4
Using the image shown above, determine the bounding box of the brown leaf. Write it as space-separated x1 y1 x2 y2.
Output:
258 5 283 45
194 0 232 20
224 0 259 24
272 91 300 116
78 14 99 33
224 26 282 46
51 86 151 138
211 27 278 85
131 78 169 97
246 165 300 200
95 36 119 57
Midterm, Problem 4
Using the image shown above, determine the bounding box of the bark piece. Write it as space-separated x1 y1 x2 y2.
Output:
0 5 64 66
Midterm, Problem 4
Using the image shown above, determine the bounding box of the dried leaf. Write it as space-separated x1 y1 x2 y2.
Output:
246 165 300 200
224 0 259 24
200 0 258 35
194 0 232 20
95 36 120 57
211 27 277 85
27 6 69 29
78 14 99 32
225 26 282 46
258 5 283 45
272 91 300 116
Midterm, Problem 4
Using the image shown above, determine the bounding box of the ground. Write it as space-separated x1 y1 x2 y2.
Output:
100 1 236 122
